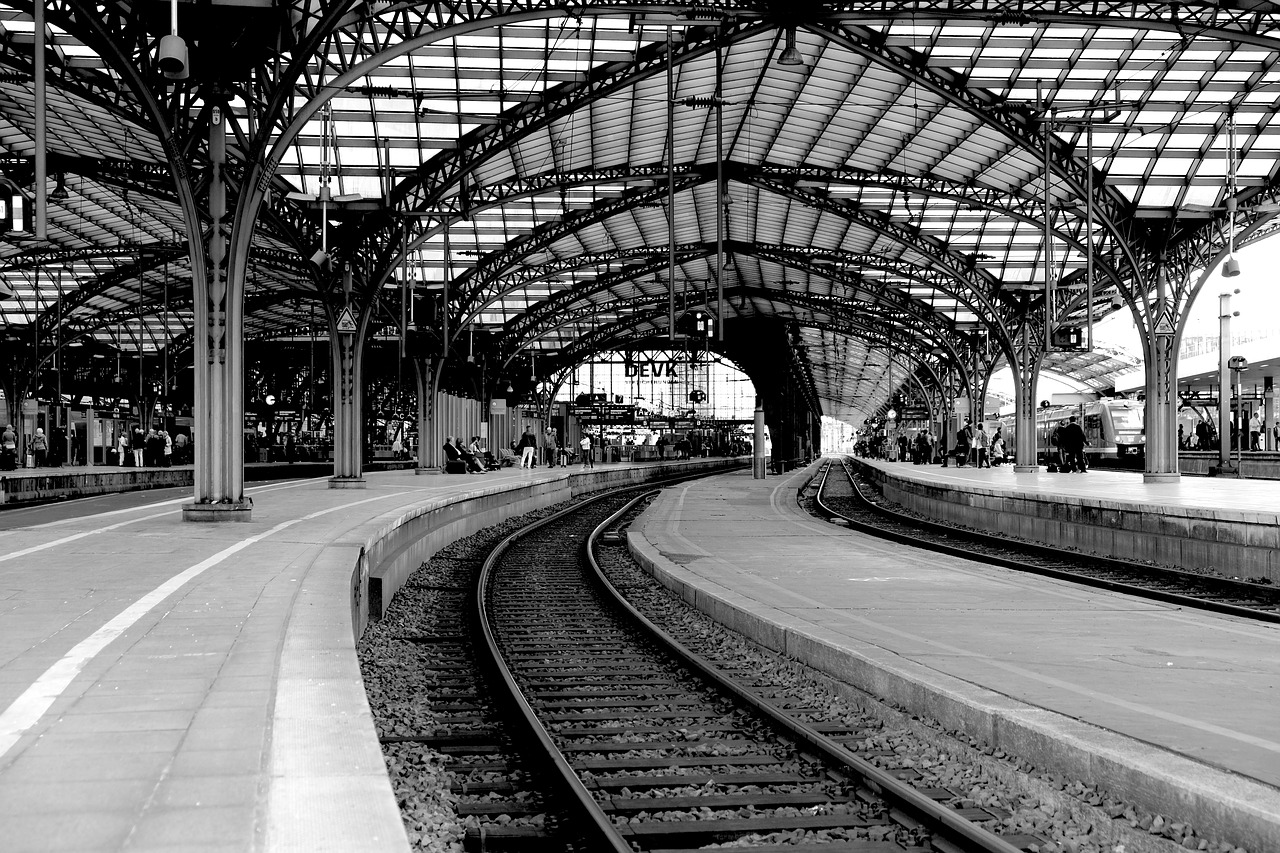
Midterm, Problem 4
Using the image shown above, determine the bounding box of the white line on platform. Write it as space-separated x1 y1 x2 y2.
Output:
0 490 412 760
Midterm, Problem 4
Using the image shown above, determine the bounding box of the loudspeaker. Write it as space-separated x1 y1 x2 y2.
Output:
158 34 188 80
1222 256 1241 278
310 249 330 270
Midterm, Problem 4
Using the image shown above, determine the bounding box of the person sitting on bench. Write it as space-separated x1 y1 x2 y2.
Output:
442 436 469 473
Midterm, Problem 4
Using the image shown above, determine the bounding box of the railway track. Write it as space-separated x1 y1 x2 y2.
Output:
470 482 1030 852
815 458 1280 623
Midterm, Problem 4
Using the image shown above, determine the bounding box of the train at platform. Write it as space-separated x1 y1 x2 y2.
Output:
996 398 1145 467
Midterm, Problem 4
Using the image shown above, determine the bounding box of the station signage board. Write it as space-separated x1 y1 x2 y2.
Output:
672 419 696 429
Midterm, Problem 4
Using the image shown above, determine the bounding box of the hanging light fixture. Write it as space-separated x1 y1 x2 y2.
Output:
778 28 804 66
157 0 189 80
1223 113 1241 278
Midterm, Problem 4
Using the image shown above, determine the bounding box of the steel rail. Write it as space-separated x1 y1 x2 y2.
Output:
815 459 1280 625
471 464 745 851
584 490 1028 853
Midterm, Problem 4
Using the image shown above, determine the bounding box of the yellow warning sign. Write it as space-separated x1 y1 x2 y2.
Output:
336 306 358 334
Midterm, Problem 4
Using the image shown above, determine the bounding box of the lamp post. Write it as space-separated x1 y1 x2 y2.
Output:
1218 289 1239 474
1229 355 1248 474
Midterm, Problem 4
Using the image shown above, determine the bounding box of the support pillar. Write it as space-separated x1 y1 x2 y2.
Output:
184 104 250 522
1144 268 1181 482
752 399 767 479
413 357 444 474
1216 290 1238 475
1012 318 1042 472
329 286 367 489
1265 377 1274 452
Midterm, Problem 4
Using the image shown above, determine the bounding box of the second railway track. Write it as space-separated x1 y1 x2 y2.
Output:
475 481 1029 852
815 458 1280 623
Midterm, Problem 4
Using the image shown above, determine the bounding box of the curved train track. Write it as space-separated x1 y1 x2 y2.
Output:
814 458 1280 623
470 480 1029 852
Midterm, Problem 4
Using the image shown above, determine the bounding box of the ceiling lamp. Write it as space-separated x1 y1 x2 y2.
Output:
49 173 68 201
778 28 804 67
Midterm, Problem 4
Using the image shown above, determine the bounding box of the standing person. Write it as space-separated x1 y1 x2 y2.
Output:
656 434 667 460
975 423 991 468
1 423 16 470
161 430 173 467
954 419 972 467
518 424 538 469
1060 415 1088 472
896 433 909 463
1250 410 1263 451
545 427 558 468
117 430 129 466
132 424 145 467
579 432 593 469
1195 418 1210 451
146 429 163 467
30 428 47 468
173 431 189 464
1049 420 1066 470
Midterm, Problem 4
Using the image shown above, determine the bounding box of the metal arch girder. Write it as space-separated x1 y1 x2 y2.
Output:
818 4 1280 54
749 161 1128 293
534 285 943 380
496 239 954 353
378 18 764 218
741 171 1015 330
502 283 952 365
808 20 1149 293
360 163 703 278
2 0 157 123
450 170 709 323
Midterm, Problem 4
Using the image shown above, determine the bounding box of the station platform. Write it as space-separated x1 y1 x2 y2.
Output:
853 457 1280 583
628 464 1280 853
0 457 739 853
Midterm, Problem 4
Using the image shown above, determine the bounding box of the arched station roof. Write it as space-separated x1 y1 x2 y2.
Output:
3 1 1280 422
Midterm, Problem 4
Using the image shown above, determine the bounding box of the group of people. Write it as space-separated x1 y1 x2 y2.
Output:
511 425 595 469
1 425 69 470
1182 412 1277 452
950 419 1008 468
442 435 493 474
117 425 180 468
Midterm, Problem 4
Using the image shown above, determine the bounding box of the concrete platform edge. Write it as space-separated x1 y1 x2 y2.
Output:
626 473 1280 853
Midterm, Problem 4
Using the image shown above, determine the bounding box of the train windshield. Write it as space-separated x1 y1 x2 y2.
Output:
1110 406 1144 431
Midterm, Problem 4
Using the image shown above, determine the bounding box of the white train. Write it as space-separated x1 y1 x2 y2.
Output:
997 398 1145 467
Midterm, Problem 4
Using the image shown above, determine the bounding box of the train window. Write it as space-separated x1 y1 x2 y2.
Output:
1084 414 1102 433
1110 407 1144 429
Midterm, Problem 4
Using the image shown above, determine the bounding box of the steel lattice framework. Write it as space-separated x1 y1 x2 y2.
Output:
2 0 1279 422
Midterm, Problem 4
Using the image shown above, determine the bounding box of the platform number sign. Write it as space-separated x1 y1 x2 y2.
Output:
0 193 33 234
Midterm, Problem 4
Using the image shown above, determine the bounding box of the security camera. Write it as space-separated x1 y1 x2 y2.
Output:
158 34 188 80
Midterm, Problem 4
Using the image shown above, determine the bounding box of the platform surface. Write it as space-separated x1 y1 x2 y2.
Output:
859 456 1280 516
0 460 633 852
631 464 1280 841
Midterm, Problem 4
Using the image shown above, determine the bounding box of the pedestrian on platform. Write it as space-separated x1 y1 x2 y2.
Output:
656 434 667 460
1049 420 1066 471
161 430 172 467
518 425 538 468
990 427 1005 466
545 428 558 467
0 424 16 471
1250 410 1263 451
1195 418 1210 451
954 419 972 466
1178 423 1186 450
31 428 47 468
1060 415 1088 472
117 431 129 467
975 423 991 468
580 433 593 469
897 433 909 463
132 425 145 467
